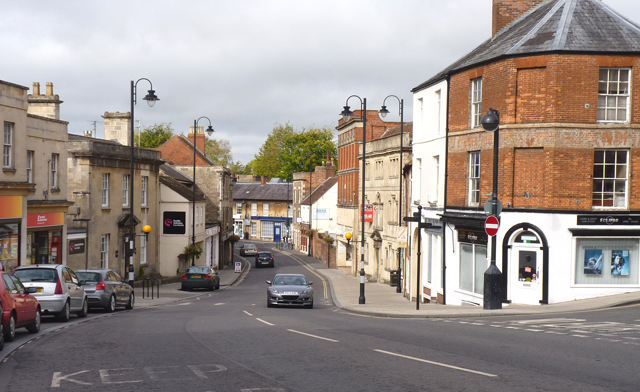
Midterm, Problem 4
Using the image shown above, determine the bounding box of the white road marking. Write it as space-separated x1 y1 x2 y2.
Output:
243 311 253 316
572 335 589 338
374 349 497 378
545 331 567 335
524 329 543 332
514 318 586 325
214 303 225 306
287 329 339 342
256 318 274 326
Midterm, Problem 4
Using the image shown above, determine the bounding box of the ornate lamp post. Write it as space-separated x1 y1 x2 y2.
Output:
379 95 404 294
192 117 215 266
128 78 159 284
481 108 503 310
340 96 367 305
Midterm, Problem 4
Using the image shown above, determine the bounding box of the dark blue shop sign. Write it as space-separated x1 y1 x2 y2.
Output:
458 230 488 245
163 211 186 234
577 215 640 226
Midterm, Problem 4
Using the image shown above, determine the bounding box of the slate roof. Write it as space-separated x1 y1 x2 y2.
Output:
159 175 207 202
160 163 193 184
413 0 640 92
232 182 292 202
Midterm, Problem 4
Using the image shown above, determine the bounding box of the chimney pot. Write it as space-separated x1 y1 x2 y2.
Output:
46 82 53 96
33 82 40 96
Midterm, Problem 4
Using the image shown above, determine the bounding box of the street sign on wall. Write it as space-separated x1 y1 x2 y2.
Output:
485 215 500 237
163 211 186 235
360 204 373 222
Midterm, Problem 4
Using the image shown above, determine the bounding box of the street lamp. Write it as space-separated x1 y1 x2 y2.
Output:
340 95 367 305
480 108 503 310
192 117 215 266
129 78 159 284
379 95 404 294
308 160 313 257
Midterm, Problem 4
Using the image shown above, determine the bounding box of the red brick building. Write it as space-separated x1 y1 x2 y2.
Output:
414 0 640 306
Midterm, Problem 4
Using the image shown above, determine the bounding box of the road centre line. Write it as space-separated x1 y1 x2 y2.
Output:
287 329 339 342
256 318 274 326
374 349 497 378
243 311 253 317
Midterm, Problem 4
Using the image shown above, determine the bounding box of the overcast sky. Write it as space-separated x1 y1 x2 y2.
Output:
3 0 640 164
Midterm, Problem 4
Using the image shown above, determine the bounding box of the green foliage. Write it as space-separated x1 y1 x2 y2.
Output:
306 229 314 238
138 266 145 278
136 123 174 148
248 123 336 181
323 236 335 247
229 160 250 175
205 137 233 168
181 244 203 260
230 234 240 244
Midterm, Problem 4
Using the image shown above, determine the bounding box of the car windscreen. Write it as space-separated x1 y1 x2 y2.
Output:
14 268 58 283
258 252 271 257
244 244 256 248
187 267 209 274
275 276 306 286
76 272 102 282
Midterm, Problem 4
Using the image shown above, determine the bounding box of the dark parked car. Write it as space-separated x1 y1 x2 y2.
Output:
76 269 134 312
266 273 313 308
181 266 220 291
255 252 274 268
240 244 258 256
0 272 41 347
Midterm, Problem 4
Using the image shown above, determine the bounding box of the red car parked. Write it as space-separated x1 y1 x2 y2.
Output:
0 271 41 350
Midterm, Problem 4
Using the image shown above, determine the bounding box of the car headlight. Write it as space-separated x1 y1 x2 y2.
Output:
302 288 313 294
269 288 279 294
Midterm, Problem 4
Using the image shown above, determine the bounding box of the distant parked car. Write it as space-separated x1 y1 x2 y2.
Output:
0 272 41 346
255 252 274 268
240 243 258 256
14 264 88 321
266 273 314 308
76 269 134 312
181 266 220 291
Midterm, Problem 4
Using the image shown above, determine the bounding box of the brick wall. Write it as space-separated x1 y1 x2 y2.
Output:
492 0 551 37
156 135 211 166
447 53 640 210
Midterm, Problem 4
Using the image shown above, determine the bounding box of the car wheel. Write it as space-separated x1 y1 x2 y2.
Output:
267 302 274 308
77 299 89 318
307 299 314 309
125 292 134 310
209 283 214 291
57 301 71 322
4 314 16 342
255 262 259 268
107 295 116 313
27 308 41 333
215 281 220 290
0 323 4 351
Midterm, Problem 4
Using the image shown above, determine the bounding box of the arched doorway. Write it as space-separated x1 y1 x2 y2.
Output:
501 223 549 304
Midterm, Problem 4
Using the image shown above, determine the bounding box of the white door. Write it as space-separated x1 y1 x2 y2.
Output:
510 247 543 305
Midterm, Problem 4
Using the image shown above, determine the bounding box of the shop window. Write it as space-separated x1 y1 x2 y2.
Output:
261 221 274 238
459 243 487 295
575 238 638 285
0 223 19 270
251 222 257 237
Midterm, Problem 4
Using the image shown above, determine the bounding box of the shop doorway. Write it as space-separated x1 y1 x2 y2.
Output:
509 230 543 305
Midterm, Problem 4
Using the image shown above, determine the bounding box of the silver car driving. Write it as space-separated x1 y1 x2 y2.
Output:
14 264 88 321
76 269 134 312
266 273 314 308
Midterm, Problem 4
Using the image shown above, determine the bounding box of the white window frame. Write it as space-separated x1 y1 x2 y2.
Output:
236 202 242 214
433 155 440 203
468 152 481 206
122 174 130 207
592 149 628 209
251 222 257 236
261 221 274 238
459 242 487 295
140 234 147 265
251 202 257 216
141 176 148 206
51 154 59 189
471 78 482 128
102 173 110 207
100 234 109 268
598 68 631 123
3 122 13 169
27 151 34 183
263 203 269 217
436 89 442 135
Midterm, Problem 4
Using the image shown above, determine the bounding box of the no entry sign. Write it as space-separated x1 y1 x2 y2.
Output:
485 215 500 237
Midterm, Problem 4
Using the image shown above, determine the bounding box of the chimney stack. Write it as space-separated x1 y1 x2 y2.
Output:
188 125 206 154
27 81 63 120
492 0 550 37
102 111 132 146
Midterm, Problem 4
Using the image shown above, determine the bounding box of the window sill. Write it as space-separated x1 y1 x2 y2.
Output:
2 168 16 173
51 188 61 193
101 206 111 211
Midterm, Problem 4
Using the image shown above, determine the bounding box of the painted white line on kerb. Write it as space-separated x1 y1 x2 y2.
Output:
256 318 274 326
287 329 339 343
374 349 498 378
243 311 253 317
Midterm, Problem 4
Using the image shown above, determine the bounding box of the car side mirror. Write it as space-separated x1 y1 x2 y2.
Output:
79 280 86 286
308 282 313 286
266 281 271 285
27 287 38 294
215 272 220 276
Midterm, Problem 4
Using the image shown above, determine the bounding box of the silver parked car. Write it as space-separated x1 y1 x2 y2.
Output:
76 269 134 312
14 264 88 321
266 273 314 308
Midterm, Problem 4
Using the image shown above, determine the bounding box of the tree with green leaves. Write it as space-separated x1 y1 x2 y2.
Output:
277 126 337 181
229 160 249 175
135 123 174 148
250 123 295 178
205 138 233 167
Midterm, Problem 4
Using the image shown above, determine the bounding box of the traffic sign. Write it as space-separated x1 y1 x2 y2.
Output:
485 215 500 237
483 198 502 217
